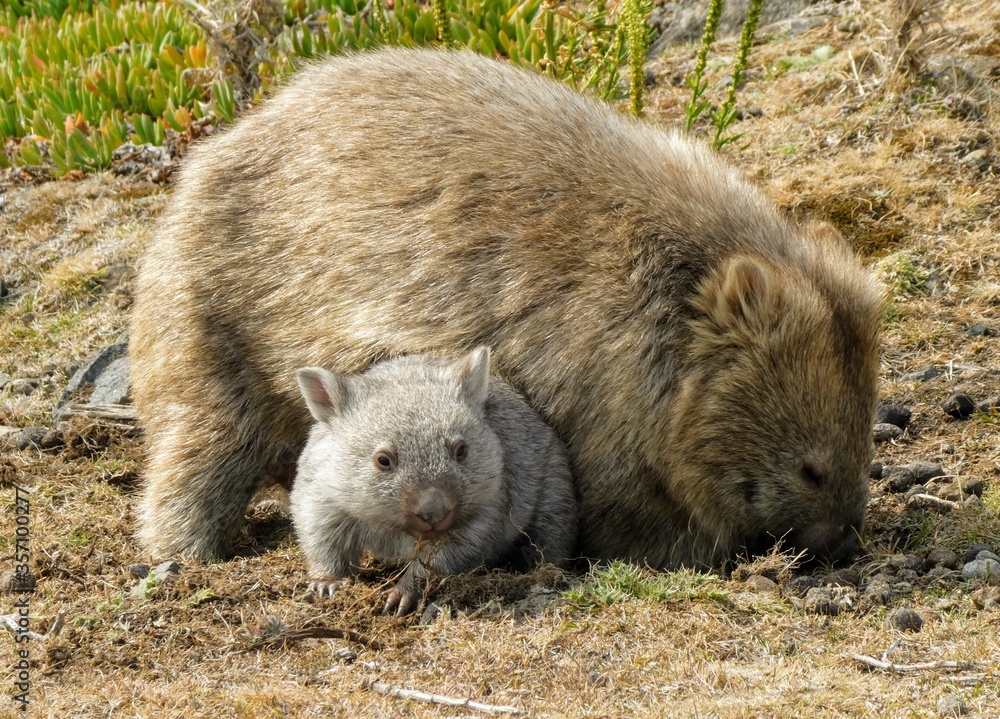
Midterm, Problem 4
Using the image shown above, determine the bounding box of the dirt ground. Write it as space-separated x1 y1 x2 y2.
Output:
1 0 999 716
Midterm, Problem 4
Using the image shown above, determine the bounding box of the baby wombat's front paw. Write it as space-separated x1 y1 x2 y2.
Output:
308 575 351 598
382 584 422 616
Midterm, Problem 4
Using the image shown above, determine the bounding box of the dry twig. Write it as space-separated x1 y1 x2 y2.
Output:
0 609 66 642
365 680 523 715
850 653 976 673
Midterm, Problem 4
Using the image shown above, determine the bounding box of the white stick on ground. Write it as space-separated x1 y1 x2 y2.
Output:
365 680 523 715
850 653 976 673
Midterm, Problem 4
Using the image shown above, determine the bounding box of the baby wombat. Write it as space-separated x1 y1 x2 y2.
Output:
289 347 577 615
132 48 883 568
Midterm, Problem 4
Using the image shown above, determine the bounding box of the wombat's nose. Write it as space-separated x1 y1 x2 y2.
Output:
408 487 458 536
793 521 860 565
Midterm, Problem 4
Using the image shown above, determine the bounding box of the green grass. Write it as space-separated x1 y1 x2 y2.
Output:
564 561 730 609
0 0 631 177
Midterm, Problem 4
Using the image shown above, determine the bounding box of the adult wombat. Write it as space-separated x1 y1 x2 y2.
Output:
290 347 577 615
132 48 883 568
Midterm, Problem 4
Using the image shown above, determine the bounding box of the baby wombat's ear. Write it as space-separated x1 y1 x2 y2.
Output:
295 367 349 422
451 346 491 408
698 256 780 330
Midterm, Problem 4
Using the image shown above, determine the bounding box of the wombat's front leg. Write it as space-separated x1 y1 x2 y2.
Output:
383 560 428 616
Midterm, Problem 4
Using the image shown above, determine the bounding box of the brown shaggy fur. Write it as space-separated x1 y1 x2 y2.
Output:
130 48 883 567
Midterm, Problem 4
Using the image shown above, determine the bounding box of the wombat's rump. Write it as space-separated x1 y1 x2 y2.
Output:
131 48 883 567
290 347 577 614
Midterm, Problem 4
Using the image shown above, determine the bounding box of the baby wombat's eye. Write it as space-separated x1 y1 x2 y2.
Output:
449 439 467 463
373 448 397 472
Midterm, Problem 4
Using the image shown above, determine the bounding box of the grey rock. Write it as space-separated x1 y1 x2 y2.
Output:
884 466 916 493
153 560 181 583
745 574 778 593
787 575 820 598
333 647 358 663
55 339 129 413
875 404 912 429
966 323 994 337
936 696 967 717
128 563 151 579
923 566 957 584
900 365 939 382
924 547 960 570
976 550 1000 563
942 392 976 419
861 576 893 607
874 423 903 442
963 543 994 563
887 607 923 632
826 567 860 588
962 557 1000 585
976 397 999 412
869 461 883 479
0 569 36 594
0 372 10 390
9 426 46 451
11 379 39 396
906 461 945 484
87 356 131 405
420 602 451 624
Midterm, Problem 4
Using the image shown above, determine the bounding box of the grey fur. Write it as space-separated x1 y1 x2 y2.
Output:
289 348 577 614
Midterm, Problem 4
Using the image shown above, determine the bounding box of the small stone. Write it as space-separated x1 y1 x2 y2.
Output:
976 397 1000 412
19 312 34 324
966 323 993 337
943 392 976 419
745 574 778 593
0 372 11 390
420 601 451 624
942 443 955 454
861 576 893 607
826 567 861 588
40 429 64 450
39 363 58 376
906 461 945 484
932 482 962 502
127 563 151 579
970 586 1000 610
869 461 883 479
884 466 916 492
976 550 1000 563
923 566 956 584
0 569 36 594
887 607 923 632
900 365 939 382
874 423 903 442
11 379 39 396
152 560 181 583
963 544 994 563
924 547 960 570
804 587 839 615
875 404 912 429
936 696 967 717
903 554 924 573
787 575 820 598
962 557 1000 585
11 427 46 451
333 646 358 663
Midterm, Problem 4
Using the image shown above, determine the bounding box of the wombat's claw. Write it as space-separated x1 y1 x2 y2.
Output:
382 587 421 616
308 576 350 598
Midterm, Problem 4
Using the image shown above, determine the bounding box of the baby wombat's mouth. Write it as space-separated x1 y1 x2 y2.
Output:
405 487 459 539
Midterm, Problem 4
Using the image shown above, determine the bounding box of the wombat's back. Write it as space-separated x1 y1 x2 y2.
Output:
132 49 882 565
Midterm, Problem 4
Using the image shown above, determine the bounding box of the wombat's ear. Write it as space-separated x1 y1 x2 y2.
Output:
706 257 778 328
295 367 349 422
453 346 491 408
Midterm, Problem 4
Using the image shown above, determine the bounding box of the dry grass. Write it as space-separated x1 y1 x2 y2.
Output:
2 0 1000 715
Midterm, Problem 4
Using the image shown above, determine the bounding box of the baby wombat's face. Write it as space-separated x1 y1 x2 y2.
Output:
295 348 505 539
667 252 883 564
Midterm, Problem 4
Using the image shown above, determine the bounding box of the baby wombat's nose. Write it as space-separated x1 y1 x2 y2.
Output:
793 521 861 565
407 487 458 537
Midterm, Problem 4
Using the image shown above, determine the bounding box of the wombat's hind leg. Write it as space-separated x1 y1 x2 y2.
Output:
137 422 268 560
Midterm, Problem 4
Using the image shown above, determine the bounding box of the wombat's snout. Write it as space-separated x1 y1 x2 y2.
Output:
793 521 861 565
405 487 459 539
